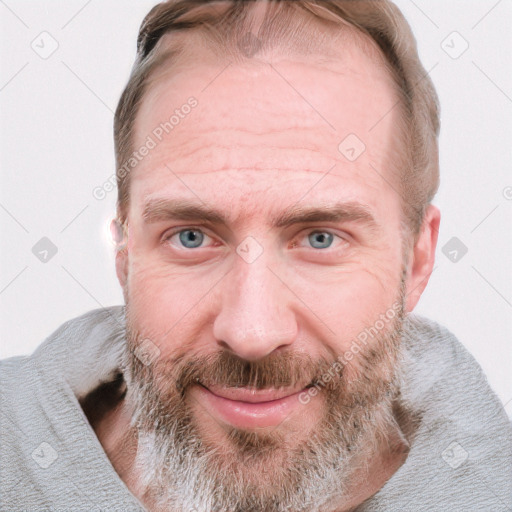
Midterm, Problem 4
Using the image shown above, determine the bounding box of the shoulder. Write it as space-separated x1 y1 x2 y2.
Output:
0 306 142 510
368 314 512 509
1 305 127 399
398 314 507 421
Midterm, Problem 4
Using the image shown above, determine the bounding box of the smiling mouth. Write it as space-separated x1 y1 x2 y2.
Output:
199 382 311 403
194 380 319 429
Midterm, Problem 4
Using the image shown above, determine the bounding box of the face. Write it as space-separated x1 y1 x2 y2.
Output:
117 38 424 512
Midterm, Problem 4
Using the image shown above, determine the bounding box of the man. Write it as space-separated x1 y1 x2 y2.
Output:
2 1 511 511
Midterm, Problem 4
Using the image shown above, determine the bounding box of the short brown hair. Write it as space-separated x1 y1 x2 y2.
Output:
114 0 440 236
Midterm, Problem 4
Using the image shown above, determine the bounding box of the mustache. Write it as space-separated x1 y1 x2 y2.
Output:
131 345 342 397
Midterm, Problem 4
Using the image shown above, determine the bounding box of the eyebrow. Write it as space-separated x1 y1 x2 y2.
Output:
142 198 379 231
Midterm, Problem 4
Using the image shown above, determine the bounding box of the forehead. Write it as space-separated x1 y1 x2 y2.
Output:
129 41 403 224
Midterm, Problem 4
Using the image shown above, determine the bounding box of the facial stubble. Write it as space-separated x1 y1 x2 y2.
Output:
121 280 407 512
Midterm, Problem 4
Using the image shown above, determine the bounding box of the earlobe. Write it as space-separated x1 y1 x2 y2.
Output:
115 249 128 289
405 205 441 312
111 218 129 298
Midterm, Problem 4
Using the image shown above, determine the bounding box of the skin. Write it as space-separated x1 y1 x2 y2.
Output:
91 36 440 511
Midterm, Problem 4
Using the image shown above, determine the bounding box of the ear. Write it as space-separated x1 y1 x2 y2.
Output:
111 218 129 300
115 248 129 295
405 204 441 312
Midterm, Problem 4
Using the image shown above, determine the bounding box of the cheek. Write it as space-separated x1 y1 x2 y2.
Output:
125 258 218 355
290 257 402 352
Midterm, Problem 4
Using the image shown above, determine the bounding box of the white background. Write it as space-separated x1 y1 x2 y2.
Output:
1 0 511 419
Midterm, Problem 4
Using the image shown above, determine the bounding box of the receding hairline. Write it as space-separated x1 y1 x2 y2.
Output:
142 4 401 91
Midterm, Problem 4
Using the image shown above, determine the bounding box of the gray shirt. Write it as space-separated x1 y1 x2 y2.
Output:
1 306 511 511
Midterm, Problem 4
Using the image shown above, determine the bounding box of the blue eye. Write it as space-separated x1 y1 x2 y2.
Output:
178 229 205 248
308 231 334 249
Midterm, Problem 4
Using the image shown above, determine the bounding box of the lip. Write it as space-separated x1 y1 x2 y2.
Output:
194 383 312 429
204 383 307 402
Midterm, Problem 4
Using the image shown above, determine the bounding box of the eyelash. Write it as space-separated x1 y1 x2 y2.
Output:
162 227 348 251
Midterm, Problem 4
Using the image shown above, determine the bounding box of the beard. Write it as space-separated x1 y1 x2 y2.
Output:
121 276 407 512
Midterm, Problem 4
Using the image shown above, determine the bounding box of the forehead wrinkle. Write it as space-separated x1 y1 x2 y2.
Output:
134 52 399 184
171 141 334 161
135 55 396 148
170 167 330 176
133 162 388 205
135 139 386 181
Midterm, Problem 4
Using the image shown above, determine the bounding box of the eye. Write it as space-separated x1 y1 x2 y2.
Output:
165 228 212 249
292 230 348 251
308 231 334 249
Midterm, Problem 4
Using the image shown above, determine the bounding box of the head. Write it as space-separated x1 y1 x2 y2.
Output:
112 1 441 510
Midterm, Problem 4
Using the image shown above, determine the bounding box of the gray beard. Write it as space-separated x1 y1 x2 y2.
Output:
121 284 406 512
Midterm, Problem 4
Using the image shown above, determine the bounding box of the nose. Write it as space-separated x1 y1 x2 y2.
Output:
213 253 298 361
